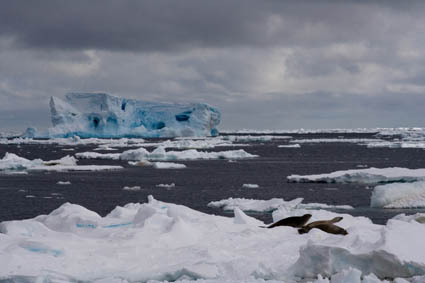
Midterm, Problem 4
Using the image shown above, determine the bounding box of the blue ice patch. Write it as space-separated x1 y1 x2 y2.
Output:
76 223 97 229
102 222 133 228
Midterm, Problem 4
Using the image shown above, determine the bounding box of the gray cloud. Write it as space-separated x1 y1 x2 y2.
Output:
1 1 425 132
1 1 423 52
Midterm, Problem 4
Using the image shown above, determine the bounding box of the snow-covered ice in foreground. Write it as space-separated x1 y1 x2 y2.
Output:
156 183 176 188
0 152 122 172
371 181 425 208
288 167 425 184
242 183 260 189
76 146 257 161
56 181 71 185
1 196 424 282
152 162 186 169
208 197 353 212
48 92 221 138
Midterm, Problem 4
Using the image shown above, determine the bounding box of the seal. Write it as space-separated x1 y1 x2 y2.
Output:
298 216 348 235
265 214 312 228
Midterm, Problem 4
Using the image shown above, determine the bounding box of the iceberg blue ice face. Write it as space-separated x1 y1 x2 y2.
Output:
49 93 221 138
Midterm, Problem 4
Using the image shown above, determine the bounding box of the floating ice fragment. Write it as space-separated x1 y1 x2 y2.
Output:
153 162 186 169
242 184 260 189
288 167 425 184
122 186 141 191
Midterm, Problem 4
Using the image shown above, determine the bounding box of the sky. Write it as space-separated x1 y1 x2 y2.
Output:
1 0 425 132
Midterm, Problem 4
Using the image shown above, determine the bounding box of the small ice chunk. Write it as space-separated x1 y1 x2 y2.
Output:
156 183 176 188
152 162 186 169
371 181 425 208
57 181 71 185
122 186 141 191
242 183 260 189
278 144 301 148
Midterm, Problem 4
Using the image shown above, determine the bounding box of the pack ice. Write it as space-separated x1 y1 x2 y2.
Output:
48 93 221 138
1 196 425 282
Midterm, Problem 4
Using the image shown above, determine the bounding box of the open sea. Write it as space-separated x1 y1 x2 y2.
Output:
1 132 425 225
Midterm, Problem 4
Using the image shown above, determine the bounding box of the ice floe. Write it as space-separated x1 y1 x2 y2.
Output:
291 138 384 144
242 184 260 189
0 152 122 172
156 183 176 188
56 181 71 185
223 135 292 142
152 162 187 169
370 181 425 208
122 186 142 191
278 144 301 148
76 146 257 161
208 197 353 212
0 196 423 282
288 167 425 184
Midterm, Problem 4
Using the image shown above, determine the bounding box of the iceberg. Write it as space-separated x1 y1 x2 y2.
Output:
48 92 221 138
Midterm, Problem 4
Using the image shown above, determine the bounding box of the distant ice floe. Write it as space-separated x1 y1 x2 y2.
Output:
242 184 259 189
56 181 71 185
371 181 425 208
0 152 122 172
152 162 186 169
76 146 257 161
122 186 141 191
290 138 384 144
208 197 353 212
156 183 176 188
288 167 425 184
1 196 422 282
223 135 292 142
278 144 301 148
220 128 380 134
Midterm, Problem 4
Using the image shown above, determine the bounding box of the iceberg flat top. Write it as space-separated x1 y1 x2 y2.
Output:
48 92 221 138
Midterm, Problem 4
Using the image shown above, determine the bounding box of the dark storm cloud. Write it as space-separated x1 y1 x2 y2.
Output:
1 0 423 52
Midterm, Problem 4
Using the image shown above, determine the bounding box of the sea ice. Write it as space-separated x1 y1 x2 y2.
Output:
156 183 176 188
122 186 142 191
370 181 425 208
1 196 424 282
0 152 122 172
242 184 260 189
278 144 301 148
76 146 257 161
209 197 353 213
48 92 221 138
288 167 425 184
57 181 71 185
152 162 187 169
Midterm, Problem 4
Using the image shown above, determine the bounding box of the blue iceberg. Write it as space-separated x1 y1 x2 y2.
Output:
48 93 220 138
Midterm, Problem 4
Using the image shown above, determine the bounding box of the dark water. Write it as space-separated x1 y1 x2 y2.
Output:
1 132 425 225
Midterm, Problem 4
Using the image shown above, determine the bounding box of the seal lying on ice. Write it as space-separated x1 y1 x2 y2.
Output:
298 216 348 235
264 214 312 228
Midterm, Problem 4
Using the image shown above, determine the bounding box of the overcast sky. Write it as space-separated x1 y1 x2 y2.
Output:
1 0 425 131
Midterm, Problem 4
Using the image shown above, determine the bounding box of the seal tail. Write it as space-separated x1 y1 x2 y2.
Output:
330 217 343 223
